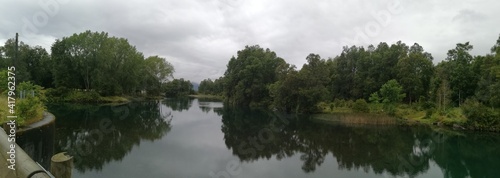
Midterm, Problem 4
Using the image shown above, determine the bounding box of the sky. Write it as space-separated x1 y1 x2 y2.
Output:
1 0 499 83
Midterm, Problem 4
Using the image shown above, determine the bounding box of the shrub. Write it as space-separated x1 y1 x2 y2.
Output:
421 101 436 110
345 100 354 108
462 98 499 129
9 82 48 126
15 96 45 126
425 109 434 119
65 90 102 103
352 99 370 113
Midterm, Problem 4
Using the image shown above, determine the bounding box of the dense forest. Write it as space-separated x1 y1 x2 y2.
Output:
198 35 500 131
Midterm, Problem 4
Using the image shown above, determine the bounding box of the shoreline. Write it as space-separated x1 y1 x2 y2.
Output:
314 111 499 133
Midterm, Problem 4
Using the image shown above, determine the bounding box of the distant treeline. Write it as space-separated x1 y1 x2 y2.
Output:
198 35 500 128
0 30 193 97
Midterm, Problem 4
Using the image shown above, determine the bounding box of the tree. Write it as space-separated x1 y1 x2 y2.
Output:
94 37 145 95
51 30 174 96
26 46 53 88
371 79 405 114
164 78 194 97
144 55 174 95
1 39 32 82
199 79 215 94
223 45 286 108
396 43 434 104
445 42 477 106
474 35 500 108
270 54 330 113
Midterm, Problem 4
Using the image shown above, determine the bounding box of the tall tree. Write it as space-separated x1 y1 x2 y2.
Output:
144 55 174 95
445 42 477 105
51 30 174 96
271 54 330 113
396 43 434 104
223 45 286 108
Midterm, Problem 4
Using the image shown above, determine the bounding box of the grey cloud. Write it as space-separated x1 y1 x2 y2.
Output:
1 0 500 82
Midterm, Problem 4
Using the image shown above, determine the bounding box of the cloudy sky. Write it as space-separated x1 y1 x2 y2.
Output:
1 0 499 83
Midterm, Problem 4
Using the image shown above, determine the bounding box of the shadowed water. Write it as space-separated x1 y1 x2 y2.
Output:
18 98 500 178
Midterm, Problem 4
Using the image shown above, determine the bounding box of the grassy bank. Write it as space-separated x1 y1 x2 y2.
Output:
316 101 499 131
45 88 130 103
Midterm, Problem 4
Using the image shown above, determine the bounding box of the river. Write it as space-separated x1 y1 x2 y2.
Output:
17 98 500 178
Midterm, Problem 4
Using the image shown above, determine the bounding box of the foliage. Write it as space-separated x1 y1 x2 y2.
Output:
396 43 434 103
17 81 46 101
371 80 405 105
462 98 499 130
198 77 224 95
223 45 286 108
64 90 102 103
164 78 194 98
143 55 175 96
10 82 47 126
15 96 46 126
444 42 477 105
352 99 370 113
50 30 173 96
270 54 330 113
0 70 7 92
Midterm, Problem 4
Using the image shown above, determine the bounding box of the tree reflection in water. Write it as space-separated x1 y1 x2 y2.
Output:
220 107 500 177
162 98 192 111
49 101 172 173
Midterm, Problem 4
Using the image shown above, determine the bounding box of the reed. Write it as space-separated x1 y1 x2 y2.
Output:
314 113 398 125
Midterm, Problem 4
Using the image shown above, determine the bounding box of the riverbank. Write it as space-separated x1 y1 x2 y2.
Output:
189 94 223 100
316 102 499 132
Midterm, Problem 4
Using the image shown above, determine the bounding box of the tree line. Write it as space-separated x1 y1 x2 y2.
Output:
0 30 193 98
199 35 500 129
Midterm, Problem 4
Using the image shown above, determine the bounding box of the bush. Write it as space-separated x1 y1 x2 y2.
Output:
352 99 370 113
16 81 46 100
345 100 354 108
462 99 499 129
333 99 346 107
15 96 45 126
65 90 102 103
425 109 434 119
10 82 48 126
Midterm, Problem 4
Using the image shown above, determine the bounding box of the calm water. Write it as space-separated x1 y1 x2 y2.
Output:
17 98 500 178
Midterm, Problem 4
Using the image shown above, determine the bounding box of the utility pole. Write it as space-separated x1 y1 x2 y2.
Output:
15 33 19 68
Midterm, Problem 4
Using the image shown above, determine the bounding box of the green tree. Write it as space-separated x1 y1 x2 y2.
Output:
1 39 32 82
445 42 477 105
371 79 405 114
144 55 174 95
26 46 53 88
199 79 215 94
270 54 330 113
51 30 173 96
396 43 434 104
223 45 286 108
164 78 194 97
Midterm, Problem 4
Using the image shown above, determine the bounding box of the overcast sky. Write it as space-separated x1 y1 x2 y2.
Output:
1 0 499 83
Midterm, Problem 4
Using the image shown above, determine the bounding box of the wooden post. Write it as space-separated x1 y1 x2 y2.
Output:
50 152 73 178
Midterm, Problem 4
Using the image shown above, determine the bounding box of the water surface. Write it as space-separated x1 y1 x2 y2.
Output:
19 98 500 178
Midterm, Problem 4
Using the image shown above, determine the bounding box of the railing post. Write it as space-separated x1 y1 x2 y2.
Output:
50 152 73 178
